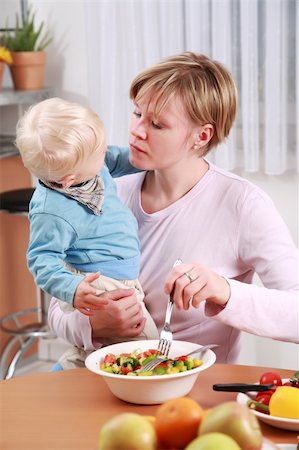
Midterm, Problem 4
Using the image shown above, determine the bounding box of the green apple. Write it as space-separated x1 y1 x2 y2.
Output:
199 402 263 450
98 413 157 450
185 432 242 450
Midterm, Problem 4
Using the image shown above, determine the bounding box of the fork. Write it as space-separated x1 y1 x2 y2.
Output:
139 344 219 373
156 259 182 358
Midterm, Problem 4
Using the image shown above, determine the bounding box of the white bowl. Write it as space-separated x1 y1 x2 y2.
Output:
85 339 216 405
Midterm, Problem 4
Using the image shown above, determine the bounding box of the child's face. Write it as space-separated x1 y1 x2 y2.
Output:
75 145 106 183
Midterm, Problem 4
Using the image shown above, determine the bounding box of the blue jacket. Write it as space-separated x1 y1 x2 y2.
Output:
27 146 140 304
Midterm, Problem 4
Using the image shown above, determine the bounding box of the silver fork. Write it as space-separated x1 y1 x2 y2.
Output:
139 344 219 373
156 259 182 358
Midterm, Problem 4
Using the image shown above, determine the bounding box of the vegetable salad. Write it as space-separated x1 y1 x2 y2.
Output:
100 348 203 376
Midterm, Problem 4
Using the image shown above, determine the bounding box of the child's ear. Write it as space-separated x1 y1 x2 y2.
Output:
60 174 76 188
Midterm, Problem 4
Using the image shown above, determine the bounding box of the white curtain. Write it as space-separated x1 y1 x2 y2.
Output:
85 0 297 175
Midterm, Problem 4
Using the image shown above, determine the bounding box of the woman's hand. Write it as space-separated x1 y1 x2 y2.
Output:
89 288 146 339
164 262 231 310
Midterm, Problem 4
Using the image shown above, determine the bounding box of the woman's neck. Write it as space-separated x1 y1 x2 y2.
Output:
141 158 209 214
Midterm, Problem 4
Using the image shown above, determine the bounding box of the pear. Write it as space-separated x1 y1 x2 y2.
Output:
185 432 242 450
199 401 263 450
98 412 157 450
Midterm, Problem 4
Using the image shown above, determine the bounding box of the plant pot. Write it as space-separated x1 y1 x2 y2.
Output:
10 51 47 91
0 62 4 91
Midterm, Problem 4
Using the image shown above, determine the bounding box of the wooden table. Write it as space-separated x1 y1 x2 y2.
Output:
0 364 298 449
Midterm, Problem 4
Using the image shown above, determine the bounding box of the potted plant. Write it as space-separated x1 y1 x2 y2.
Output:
2 6 52 91
0 46 12 90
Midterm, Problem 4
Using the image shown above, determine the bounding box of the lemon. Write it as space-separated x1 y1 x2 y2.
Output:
269 386 299 419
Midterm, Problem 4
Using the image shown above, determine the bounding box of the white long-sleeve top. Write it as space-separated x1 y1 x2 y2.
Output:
48 163 299 363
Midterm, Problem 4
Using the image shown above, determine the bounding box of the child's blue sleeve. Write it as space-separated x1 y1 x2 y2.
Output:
27 213 84 304
105 145 143 177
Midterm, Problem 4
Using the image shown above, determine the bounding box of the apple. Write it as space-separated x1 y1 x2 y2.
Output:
185 432 242 450
98 412 157 450
199 402 263 450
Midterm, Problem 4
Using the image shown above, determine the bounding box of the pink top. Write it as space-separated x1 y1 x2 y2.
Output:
48 163 299 363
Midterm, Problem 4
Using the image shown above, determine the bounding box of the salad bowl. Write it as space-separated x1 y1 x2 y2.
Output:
85 339 216 404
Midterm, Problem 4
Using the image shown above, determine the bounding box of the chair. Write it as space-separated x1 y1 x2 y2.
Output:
0 188 55 379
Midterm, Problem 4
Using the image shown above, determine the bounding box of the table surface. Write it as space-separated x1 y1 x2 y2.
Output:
0 364 298 450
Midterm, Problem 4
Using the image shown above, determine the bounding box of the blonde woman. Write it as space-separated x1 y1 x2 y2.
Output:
48 53 298 366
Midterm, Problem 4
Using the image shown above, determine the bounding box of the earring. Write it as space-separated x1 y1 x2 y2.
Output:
193 144 200 150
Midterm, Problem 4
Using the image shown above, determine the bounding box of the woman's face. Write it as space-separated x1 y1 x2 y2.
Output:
129 95 198 171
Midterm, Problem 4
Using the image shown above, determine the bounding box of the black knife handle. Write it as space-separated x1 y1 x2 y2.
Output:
213 383 274 393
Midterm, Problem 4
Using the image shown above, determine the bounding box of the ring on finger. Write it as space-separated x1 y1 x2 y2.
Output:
184 271 194 282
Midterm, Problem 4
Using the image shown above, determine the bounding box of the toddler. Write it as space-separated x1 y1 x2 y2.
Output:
15 97 158 366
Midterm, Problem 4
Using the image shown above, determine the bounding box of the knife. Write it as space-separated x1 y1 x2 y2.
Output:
213 383 274 393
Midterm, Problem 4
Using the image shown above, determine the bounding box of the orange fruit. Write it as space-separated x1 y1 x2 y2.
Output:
155 397 204 449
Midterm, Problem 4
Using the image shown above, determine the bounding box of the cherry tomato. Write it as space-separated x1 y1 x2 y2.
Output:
259 371 282 390
255 392 272 405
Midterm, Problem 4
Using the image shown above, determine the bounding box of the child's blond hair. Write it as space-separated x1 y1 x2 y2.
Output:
130 52 237 154
15 97 106 182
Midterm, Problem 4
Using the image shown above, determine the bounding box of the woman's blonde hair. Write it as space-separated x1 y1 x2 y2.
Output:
130 52 238 153
15 97 105 182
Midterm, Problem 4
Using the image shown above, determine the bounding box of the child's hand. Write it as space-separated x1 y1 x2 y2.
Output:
73 272 109 316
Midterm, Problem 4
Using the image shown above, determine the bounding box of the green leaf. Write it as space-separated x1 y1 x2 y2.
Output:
2 4 52 52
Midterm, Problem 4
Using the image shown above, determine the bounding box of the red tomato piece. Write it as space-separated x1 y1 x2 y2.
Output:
177 356 187 361
259 371 282 390
157 362 169 368
120 365 132 374
283 379 299 388
104 354 116 364
255 392 272 405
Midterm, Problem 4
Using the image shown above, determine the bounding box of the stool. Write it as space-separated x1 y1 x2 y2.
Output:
0 188 55 379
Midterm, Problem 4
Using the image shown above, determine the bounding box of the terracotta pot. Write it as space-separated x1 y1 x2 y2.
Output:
10 51 47 91
0 62 4 91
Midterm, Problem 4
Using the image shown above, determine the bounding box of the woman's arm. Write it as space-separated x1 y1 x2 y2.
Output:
48 288 146 350
165 189 299 343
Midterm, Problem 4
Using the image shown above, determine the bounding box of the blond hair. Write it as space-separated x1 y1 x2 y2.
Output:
15 97 106 182
130 52 237 153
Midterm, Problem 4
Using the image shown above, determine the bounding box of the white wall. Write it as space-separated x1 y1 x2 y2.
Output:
1 0 298 370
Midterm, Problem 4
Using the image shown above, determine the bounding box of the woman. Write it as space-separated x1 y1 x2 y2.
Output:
48 52 298 365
